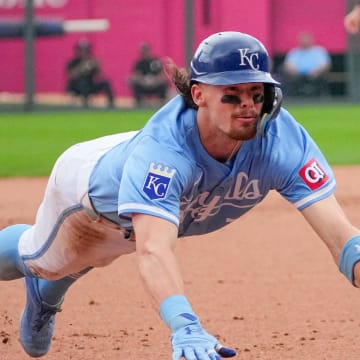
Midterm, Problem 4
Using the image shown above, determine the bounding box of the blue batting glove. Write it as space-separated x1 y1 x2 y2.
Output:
171 318 236 360
160 295 236 360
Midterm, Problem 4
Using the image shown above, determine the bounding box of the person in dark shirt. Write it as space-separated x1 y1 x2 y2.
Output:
129 43 168 107
66 39 114 108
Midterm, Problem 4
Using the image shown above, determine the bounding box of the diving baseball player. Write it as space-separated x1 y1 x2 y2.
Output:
0 31 359 360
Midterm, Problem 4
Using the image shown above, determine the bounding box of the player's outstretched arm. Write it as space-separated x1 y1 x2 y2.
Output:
301 195 360 285
132 213 236 359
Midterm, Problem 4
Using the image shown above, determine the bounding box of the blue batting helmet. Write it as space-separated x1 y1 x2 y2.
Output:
190 31 279 86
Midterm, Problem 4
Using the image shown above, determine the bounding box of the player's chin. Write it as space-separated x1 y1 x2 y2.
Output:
230 129 256 141
232 126 257 141
241 129 257 140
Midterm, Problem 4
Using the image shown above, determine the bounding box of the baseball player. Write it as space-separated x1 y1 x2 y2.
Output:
0 31 359 360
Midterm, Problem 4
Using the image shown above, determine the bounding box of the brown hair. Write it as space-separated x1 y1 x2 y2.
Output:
164 58 198 110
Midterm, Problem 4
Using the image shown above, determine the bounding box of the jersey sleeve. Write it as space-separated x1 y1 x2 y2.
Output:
117 135 194 227
268 110 336 210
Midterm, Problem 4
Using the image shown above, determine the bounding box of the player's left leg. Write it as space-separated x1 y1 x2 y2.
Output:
0 222 92 357
18 134 135 357
20 267 92 357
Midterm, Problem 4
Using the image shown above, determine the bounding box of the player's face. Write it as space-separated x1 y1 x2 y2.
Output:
193 82 264 141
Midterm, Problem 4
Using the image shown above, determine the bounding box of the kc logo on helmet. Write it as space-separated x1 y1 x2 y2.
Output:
143 162 176 200
299 158 329 190
238 48 260 70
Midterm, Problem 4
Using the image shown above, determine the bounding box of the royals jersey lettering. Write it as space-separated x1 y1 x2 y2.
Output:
88 95 336 237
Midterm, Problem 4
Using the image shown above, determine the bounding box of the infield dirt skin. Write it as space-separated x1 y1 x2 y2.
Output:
1 167 360 360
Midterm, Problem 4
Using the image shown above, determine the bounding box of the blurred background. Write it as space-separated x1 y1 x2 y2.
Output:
0 0 359 110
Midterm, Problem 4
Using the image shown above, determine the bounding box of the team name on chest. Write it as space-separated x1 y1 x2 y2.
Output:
181 172 263 222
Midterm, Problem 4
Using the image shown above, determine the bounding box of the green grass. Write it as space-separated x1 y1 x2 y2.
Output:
0 110 152 176
285 104 360 165
0 104 359 177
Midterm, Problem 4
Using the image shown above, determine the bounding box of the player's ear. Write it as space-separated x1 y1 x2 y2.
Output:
191 83 206 107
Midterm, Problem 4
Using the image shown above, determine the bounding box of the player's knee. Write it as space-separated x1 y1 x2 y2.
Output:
0 224 31 240
0 224 31 280
0 259 24 280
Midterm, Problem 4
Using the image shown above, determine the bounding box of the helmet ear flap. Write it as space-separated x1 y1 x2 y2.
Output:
258 86 283 136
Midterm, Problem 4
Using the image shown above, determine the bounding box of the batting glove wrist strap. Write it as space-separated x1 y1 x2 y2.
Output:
160 295 198 332
339 235 360 285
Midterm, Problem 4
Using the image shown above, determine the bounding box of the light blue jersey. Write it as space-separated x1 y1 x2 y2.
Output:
89 95 335 237
284 46 331 75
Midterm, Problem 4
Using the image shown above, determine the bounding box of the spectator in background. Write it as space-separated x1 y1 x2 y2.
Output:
66 39 114 108
129 42 168 107
281 32 331 97
344 2 360 34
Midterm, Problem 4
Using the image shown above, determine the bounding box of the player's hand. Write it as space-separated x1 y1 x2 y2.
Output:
171 321 236 360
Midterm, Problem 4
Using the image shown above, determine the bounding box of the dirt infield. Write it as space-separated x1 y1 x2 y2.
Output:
1 167 360 360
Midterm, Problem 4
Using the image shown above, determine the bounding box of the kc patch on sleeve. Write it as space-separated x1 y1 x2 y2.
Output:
299 158 329 190
143 162 176 200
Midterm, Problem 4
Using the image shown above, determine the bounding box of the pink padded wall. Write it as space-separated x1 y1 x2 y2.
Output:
0 0 346 96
